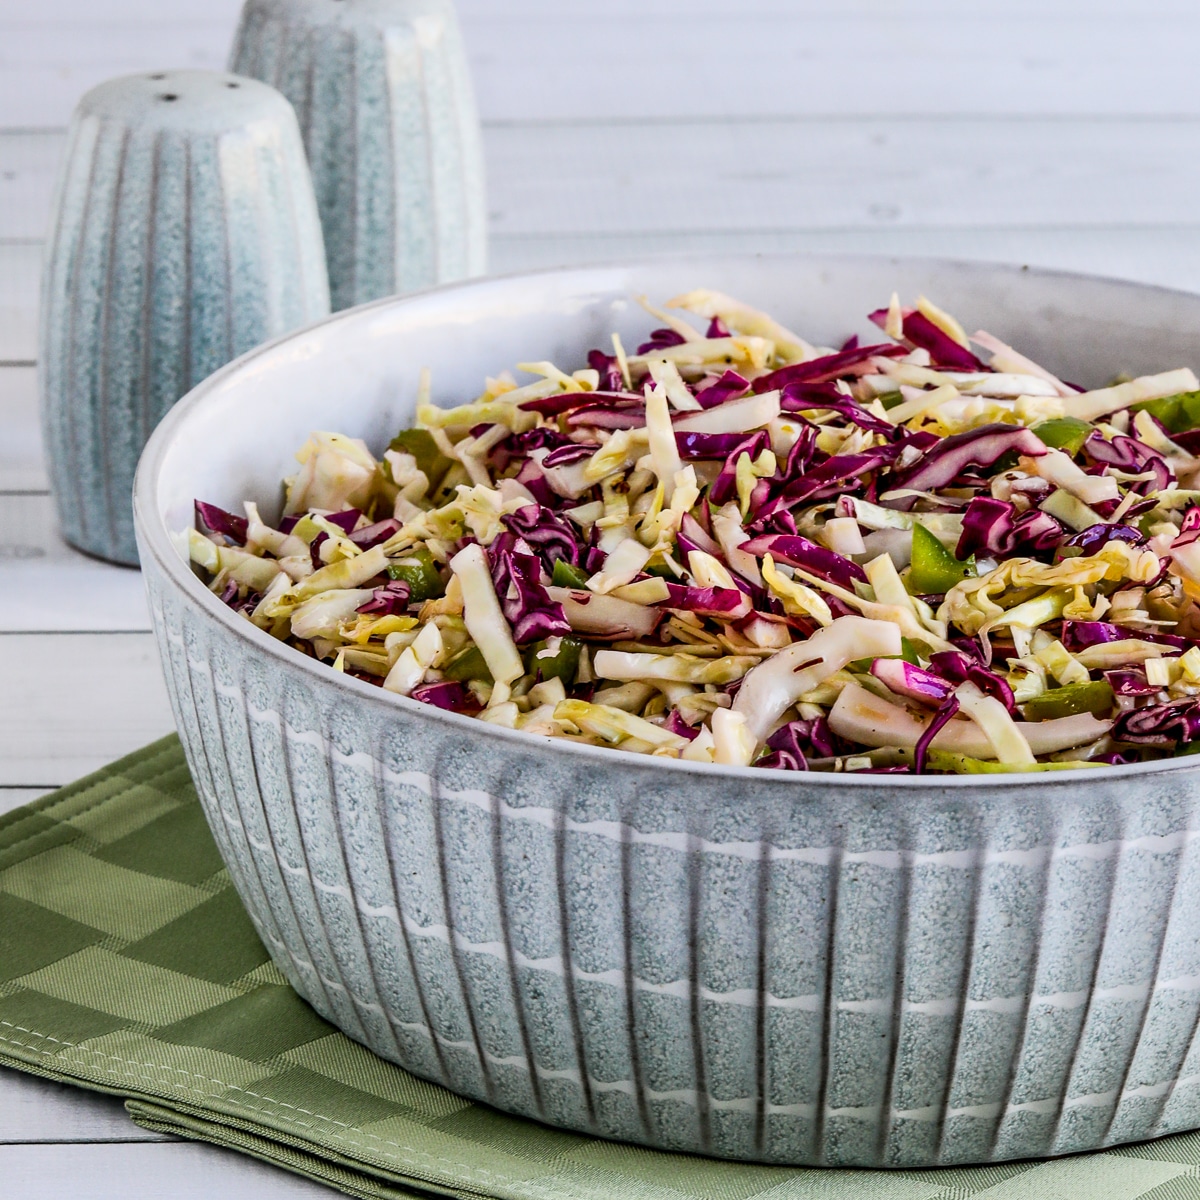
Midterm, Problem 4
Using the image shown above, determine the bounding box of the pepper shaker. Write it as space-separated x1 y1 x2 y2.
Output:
40 69 331 564
231 0 487 311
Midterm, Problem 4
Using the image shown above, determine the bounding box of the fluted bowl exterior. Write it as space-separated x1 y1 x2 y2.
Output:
134 256 1200 1166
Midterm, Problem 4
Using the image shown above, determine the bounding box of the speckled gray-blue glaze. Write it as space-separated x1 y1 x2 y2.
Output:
230 0 486 310
141 556 1200 1165
134 256 1200 1166
40 69 330 565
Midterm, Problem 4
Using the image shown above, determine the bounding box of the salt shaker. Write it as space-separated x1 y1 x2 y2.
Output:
230 0 487 310
40 69 331 565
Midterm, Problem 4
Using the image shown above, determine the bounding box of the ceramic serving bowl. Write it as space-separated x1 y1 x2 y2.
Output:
134 255 1200 1168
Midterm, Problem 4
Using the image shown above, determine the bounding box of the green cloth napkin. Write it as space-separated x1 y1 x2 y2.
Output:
7 737 1200 1199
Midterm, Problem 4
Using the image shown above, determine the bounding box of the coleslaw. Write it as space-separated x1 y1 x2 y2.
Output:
190 290 1200 774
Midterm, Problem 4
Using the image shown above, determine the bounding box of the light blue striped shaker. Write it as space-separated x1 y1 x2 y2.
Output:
230 0 487 311
40 69 331 565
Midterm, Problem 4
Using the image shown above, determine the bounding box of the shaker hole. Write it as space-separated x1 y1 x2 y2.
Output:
159 93 179 102
149 74 166 80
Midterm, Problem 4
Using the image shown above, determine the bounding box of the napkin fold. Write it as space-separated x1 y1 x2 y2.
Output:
3 735 1200 1200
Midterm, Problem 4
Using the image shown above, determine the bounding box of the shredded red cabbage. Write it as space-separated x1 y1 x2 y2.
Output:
1105 670 1159 696
928 649 1016 712
914 696 961 773
514 459 556 506
322 510 362 534
411 681 480 714
637 328 688 354
695 370 750 408
350 518 402 549
778 382 898 437
664 709 700 740
565 400 646 430
488 534 571 643
501 504 582 568
709 432 773 505
541 443 596 469
190 289 1200 776
520 389 643 417
869 307 985 371
195 500 248 545
781 447 903 506
891 424 1047 497
662 584 752 618
356 580 412 615
1062 622 1188 652
588 349 624 392
956 496 1064 559
1083 431 1174 495
871 658 955 706
1112 699 1200 747
752 343 906 392
1063 523 1146 556
676 430 767 460
740 533 867 589
756 718 839 770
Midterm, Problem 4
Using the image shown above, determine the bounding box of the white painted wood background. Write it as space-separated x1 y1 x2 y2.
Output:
2 0 1198 1193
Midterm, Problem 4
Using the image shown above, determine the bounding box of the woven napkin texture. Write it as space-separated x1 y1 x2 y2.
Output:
6 737 1200 1200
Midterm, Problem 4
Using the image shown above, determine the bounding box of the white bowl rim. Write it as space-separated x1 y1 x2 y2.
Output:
133 251 1200 791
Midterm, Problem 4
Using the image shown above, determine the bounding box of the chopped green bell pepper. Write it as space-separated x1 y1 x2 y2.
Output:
527 636 583 683
551 559 590 589
925 749 1106 774
850 638 921 673
1032 417 1092 457
908 522 972 595
1021 679 1114 721
385 545 445 601
644 559 677 579
388 428 453 489
1130 391 1200 435
442 644 493 684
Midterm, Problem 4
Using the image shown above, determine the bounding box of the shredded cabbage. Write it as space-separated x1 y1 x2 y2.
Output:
189 290 1200 774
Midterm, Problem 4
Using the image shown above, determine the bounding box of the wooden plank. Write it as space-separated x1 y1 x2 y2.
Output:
485 118 1200 236
11 222 1200 330
7 120 1200 322
0 131 63 241
0 632 174 786
12 0 1200 19
8 120 1200 364
12 219 1200 376
0 1069 171 1144
12 120 1200 249
487 225 1200 296
0 494 151 633
0 0 242 21
0 26 238 130
0 242 38 363
0 366 44 491
6 10 1200 127
457 0 1200 11
0 789 52 816
3 1140 336 1198
10 120 1200 275
463 16 1200 122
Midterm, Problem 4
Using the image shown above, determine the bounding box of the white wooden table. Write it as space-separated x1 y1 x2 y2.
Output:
3 0 1200 1192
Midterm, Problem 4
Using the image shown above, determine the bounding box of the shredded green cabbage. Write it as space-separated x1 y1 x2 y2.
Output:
188 290 1200 774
